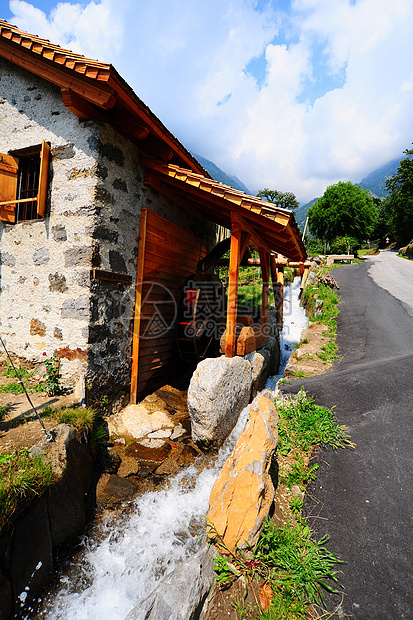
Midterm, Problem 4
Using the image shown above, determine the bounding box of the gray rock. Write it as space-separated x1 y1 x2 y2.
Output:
188 356 252 448
61 296 89 320
10 497 53 608
51 224 67 242
245 349 270 397
33 247 50 265
125 547 216 620
31 424 94 545
0 252 16 267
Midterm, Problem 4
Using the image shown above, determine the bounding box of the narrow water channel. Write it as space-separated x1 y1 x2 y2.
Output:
30 277 307 620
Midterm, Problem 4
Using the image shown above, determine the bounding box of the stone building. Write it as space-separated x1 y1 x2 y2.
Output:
0 20 306 408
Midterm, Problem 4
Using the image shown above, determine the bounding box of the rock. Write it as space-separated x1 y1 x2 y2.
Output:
147 429 172 439
170 423 186 440
125 547 216 620
10 498 53 611
315 298 324 317
117 456 141 478
208 393 278 552
97 474 137 508
154 444 199 475
245 348 270 398
31 424 94 545
108 404 174 440
188 356 252 449
0 573 12 620
306 271 317 286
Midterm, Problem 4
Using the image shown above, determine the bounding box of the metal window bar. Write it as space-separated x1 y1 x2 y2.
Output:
16 155 41 223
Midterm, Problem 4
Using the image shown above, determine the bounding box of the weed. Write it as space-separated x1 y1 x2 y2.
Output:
317 340 339 362
49 405 96 433
256 520 343 617
0 447 54 531
277 394 354 456
43 352 63 396
0 405 8 422
279 456 319 490
3 362 34 380
289 369 308 379
289 496 304 519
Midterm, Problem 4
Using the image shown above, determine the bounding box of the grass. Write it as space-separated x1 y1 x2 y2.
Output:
0 362 46 394
42 405 109 449
0 447 54 531
209 393 353 619
277 393 354 457
317 339 339 362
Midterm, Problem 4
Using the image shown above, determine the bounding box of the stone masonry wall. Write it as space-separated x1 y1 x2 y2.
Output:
0 57 101 392
0 57 215 406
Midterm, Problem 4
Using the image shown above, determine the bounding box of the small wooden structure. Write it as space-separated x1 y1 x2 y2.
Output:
130 158 307 402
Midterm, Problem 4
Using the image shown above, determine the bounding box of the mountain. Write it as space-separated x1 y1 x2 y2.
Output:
356 158 400 197
192 153 251 194
296 156 403 231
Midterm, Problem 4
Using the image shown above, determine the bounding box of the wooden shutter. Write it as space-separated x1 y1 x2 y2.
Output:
0 153 19 223
37 140 50 218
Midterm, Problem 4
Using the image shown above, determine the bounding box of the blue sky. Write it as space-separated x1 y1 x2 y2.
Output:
4 0 413 203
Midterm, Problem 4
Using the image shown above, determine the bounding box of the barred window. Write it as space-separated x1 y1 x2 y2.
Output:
0 140 50 223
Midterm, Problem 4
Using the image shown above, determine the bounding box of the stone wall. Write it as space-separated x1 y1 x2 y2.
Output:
0 57 215 407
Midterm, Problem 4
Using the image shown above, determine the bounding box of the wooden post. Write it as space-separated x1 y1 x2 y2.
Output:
276 265 284 327
258 248 270 329
225 217 241 357
130 209 148 404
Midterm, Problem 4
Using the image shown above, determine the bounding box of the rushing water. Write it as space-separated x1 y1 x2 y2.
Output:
28 277 307 620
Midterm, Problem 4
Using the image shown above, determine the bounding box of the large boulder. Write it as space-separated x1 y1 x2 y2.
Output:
207 393 278 552
188 356 252 449
31 424 94 545
125 547 216 620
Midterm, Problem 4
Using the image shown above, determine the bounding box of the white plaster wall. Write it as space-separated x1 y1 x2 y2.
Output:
0 57 100 385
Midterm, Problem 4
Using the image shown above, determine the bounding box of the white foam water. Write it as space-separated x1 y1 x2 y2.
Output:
31 277 308 620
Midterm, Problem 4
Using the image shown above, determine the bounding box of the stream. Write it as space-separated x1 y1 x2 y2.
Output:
29 277 307 620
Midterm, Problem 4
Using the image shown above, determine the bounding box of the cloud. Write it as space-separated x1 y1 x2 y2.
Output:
7 0 413 203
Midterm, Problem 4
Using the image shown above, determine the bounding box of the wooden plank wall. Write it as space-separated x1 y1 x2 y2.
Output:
130 208 208 402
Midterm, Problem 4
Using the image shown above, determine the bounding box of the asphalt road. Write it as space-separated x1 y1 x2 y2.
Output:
280 251 413 619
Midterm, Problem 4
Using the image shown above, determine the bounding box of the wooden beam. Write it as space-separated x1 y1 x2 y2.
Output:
232 211 272 256
110 110 150 140
61 87 106 120
225 217 241 357
130 209 148 404
240 232 251 262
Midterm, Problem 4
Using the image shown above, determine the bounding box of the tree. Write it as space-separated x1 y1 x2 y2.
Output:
307 181 377 244
382 147 413 246
256 188 299 211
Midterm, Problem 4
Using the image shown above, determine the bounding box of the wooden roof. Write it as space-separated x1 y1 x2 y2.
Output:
142 158 306 261
0 19 207 174
0 20 306 261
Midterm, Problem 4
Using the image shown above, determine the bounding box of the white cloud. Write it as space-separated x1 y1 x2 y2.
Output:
7 0 413 202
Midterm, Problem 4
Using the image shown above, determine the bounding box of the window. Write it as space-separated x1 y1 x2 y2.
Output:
0 140 50 223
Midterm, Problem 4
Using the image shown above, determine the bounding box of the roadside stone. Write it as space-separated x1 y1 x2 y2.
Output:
188 355 252 449
245 348 270 397
208 393 278 552
125 547 216 620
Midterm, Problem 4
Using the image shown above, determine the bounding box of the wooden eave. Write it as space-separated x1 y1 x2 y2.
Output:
142 158 306 262
0 19 208 176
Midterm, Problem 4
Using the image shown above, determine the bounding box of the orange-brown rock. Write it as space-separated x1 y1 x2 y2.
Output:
207 392 278 553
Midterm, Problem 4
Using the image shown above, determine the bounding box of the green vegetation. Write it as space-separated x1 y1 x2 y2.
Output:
43 405 109 449
256 188 299 211
277 394 354 457
43 353 63 396
308 181 377 246
279 456 319 490
0 405 8 422
378 146 413 246
210 393 353 619
303 281 340 333
0 447 54 531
